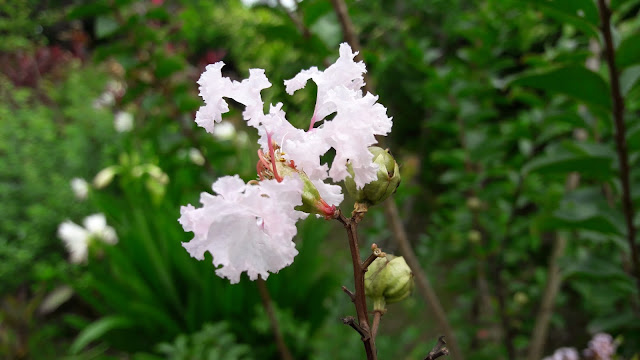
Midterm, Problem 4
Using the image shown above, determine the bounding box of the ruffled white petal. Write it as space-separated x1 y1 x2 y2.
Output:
179 176 307 283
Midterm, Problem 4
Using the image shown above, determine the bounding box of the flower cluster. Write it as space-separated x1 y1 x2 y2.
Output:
179 43 392 283
58 213 118 264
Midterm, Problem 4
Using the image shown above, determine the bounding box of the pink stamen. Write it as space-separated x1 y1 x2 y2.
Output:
307 104 318 131
267 133 284 182
257 149 272 170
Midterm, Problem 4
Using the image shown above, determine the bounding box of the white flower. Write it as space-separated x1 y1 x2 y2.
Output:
193 43 392 188
182 43 389 283
58 213 118 264
70 178 89 200
179 175 307 283
114 111 134 132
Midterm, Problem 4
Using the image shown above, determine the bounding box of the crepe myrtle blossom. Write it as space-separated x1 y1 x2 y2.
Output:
58 214 118 264
179 43 392 283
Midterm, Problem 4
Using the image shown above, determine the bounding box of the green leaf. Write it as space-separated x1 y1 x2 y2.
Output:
69 316 134 354
530 0 600 37
511 66 612 110
522 153 613 179
68 2 111 19
616 33 640 69
95 16 120 39
542 203 625 235
621 65 640 96
588 309 640 333
154 55 185 79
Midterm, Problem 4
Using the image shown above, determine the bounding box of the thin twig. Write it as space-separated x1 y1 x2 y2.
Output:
362 253 378 270
424 336 450 360
342 316 369 340
342 285 356 302
330 0 364 67
597 0 640 299
526 232 568 360
256 277 294 360
276 0 311 38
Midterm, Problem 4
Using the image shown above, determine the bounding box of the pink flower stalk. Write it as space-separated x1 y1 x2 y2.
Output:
179 43 392 283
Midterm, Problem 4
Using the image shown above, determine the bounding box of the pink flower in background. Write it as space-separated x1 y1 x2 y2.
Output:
584 333 617 360
180 43 392 282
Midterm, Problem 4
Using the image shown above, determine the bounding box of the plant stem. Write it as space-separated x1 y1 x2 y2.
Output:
256 277 294 360
526 232 568 360
597 0 640 298
372 310 383 339
336 211 377 360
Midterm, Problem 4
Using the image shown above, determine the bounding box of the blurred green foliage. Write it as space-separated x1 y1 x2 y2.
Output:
1 0 640 359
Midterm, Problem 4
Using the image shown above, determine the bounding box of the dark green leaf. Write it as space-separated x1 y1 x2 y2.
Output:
511 66 612 110
616 33 640 69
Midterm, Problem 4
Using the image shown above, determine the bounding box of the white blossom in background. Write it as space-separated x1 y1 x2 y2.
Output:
180 43 392 282
58 214 118 264
70 177 89 200
114 111 134 132
212 121 236 141
543 347 579 360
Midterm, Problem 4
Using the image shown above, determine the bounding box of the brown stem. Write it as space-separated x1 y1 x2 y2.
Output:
276 0 311 38
336 211 377 360
371 310 383 339
526 233 568 360
383 200 464 360
597 0 640 299
362 253 378 270
330 0 365 68
256 277 294 360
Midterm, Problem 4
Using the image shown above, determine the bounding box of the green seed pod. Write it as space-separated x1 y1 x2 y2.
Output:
364 255 414 311
345 147 401 206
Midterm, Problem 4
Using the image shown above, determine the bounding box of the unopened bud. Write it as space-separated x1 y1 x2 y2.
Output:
93 166 119 189
345 147 400 206
295 171 336 218
364 255 414 311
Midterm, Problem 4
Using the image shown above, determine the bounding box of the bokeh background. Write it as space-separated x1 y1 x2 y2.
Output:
1 0 640 359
